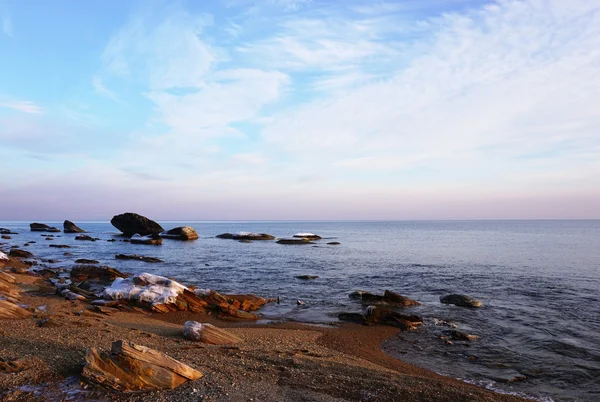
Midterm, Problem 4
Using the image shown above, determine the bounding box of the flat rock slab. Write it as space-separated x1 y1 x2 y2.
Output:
115 254 163 263
83 340 203 392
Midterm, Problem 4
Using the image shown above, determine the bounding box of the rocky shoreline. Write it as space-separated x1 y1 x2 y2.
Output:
0 215 528 401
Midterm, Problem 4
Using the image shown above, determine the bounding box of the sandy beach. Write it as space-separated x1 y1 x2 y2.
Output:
0 251 528 402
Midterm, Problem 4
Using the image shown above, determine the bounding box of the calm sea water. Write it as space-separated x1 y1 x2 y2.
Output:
1 220 599 401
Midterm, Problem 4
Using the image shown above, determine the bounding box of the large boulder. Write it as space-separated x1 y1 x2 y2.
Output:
30 223 60 232
64 220 86 233
110 213 164 237
82 340 203 391
161 226 198 241
440 294 483 308
183 321 241 344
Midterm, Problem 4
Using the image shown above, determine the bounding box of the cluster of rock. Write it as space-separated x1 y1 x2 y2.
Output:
98 273 271 319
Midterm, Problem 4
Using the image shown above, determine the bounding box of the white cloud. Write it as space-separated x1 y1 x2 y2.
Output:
0 100 43 114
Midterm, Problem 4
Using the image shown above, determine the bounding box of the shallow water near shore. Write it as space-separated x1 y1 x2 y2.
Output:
1 219 599 401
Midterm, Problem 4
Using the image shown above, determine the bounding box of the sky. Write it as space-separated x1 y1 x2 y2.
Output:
1 0 599 220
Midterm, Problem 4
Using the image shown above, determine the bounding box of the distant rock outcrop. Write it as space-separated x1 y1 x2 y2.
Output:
30 223 60 233
64 220 86 233
216 232 275 241
110 212 164 237
161 226 199 241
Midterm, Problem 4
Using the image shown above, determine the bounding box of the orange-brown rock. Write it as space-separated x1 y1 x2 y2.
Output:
224 294 270 311
183 321 242 344
71 265 128 283
0 300 33 319
82 340 203 392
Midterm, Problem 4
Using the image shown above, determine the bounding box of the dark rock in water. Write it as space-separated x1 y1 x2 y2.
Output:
75 259 99 264
71 265 128 283
30 223 60 233
161 226 198 241
111 212 164 237
239 239 252 243
75 235 96 241
216 232 275 241
349 290 420 307
292 233 322 240
444 329 479 341
327 242 341 245
64 220 86 233
365 306 423 330
9 249 33 258
115 254 163 263
130 234 162 245
1 235 10 240
49 244 71 249
276 237 314 245
0 228 17 235
440 294 483 308
64 252 72 256
107 239 116 242
338 312 366 324
296 275 319 280
383 290 421 307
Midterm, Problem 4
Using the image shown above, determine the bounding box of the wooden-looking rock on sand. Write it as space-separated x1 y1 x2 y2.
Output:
183 321 242 344
83 340 203 391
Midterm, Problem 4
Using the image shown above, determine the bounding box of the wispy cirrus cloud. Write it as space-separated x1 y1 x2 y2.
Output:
0 100 44 114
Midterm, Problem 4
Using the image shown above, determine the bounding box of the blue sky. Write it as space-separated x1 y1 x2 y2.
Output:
1 0 599 220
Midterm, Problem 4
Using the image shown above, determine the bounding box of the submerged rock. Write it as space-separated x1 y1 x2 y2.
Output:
82 340 203 391
75 259 99 264
216 232 275 241
440 294 483 308
64 220 86 233
115 254 163 263
161 226 198 241
75 235 97 241
327 242 341 245
30 223 60 232
183 321 241 344
49 244 71 249
130 234 162 245
1 235 11 240
276 238 314 245
296 275 319 280
111 212 164 237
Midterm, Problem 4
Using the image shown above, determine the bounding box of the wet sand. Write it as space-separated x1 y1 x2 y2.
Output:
0 259 528 401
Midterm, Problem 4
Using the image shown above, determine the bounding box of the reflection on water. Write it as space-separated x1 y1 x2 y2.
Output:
1 220 599 401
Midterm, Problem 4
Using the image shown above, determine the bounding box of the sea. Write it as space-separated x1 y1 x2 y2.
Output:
1 220 599 401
